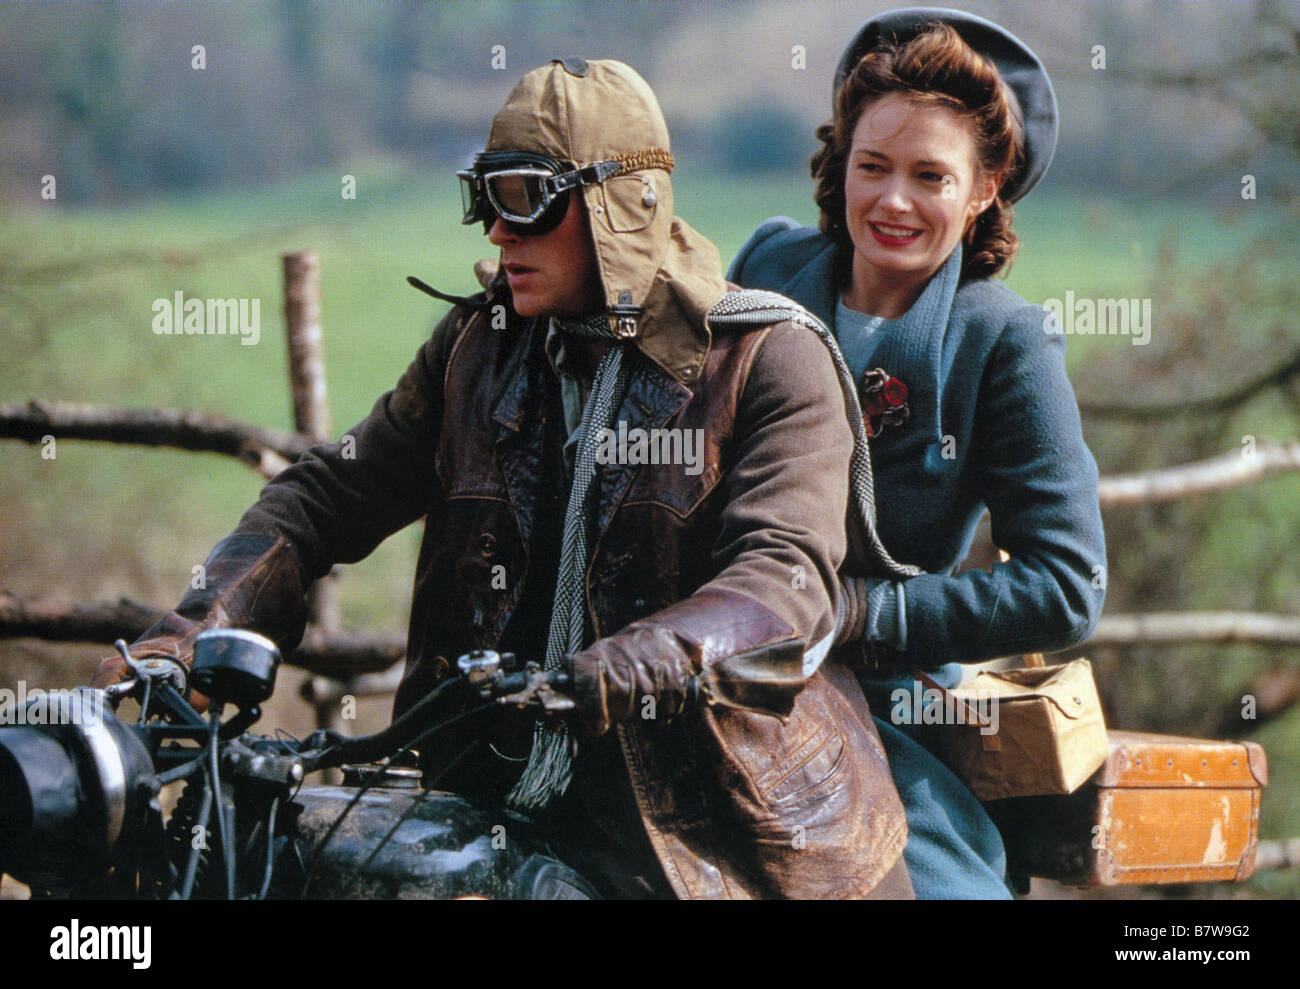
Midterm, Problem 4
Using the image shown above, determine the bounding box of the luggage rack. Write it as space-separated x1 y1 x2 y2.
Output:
985 653 1267 889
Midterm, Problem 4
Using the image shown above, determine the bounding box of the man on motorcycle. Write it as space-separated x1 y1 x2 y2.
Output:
93 58 912 899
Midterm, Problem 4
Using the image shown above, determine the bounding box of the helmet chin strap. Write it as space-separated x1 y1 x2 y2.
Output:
608 289 641 339
404 275 491 312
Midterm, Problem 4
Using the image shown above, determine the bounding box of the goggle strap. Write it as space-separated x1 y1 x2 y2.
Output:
548 159 620 195
456 149 674 228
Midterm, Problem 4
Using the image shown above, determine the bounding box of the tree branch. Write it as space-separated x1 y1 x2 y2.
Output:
1078 348 1300 420
1073 612 1300 649
289 631 406 675
0 400 310 478
299 665 405 705
0 590 403 675
0 591 163 646
1098 441 1300 506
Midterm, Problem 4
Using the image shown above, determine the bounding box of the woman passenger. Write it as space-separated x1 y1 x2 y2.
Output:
729 8 1106 898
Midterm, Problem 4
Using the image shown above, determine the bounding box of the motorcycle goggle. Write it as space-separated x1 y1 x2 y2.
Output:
458 151 621 236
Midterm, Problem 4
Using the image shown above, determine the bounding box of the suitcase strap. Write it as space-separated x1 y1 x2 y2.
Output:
912 669 1003 752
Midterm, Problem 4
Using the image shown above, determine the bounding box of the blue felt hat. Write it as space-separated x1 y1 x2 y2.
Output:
833 6 1058 202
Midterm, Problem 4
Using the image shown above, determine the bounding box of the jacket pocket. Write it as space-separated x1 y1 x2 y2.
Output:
697 671 907 897
621 459 722 519
752 721 848 811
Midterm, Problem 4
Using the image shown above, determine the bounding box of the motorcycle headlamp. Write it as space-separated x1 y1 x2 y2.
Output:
457 151 621 235
0 689 153 887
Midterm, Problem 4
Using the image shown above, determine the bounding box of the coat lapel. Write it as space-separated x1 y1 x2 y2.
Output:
491 317 550 549
594 354 692 532
778 240 839 331
861 245 963 456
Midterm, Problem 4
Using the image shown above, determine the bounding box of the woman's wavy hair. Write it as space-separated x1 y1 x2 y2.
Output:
812 22 1024 280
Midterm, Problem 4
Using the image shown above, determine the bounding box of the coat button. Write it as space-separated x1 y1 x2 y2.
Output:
478 532 497 558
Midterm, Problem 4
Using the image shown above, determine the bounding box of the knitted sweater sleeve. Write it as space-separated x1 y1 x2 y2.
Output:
899 310 1107 666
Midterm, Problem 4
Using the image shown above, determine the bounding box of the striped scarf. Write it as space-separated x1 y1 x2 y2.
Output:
507 292 919 809
507 313 630 810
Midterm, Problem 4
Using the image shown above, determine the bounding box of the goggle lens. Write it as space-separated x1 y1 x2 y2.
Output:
484 169 553 223
458 154 620 235
459 173 480 224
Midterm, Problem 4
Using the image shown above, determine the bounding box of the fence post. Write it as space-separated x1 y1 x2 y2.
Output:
282 250 348 736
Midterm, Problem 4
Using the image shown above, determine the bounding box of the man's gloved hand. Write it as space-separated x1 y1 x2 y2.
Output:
568 625 697 738
88 653 130 691
567 589 812 736
90 638 174 688
89 637 209 711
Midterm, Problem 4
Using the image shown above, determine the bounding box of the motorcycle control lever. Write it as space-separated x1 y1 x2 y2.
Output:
458 650 574 712
300 649 575 771
103 639 191 707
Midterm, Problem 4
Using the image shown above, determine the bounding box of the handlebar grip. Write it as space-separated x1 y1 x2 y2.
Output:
494 672 528 695
493 669 572 697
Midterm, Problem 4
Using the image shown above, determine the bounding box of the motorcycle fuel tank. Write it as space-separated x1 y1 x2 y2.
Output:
292 781 599 900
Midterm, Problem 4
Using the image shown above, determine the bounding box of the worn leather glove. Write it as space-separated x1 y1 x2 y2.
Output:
88 534 306 712
89 636 185 690
569 587 806 737
89 633 215 713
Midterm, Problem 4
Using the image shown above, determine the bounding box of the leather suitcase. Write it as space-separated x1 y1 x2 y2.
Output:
987 730 1267 886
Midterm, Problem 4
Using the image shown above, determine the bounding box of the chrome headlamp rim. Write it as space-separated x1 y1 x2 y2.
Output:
18 688 127 849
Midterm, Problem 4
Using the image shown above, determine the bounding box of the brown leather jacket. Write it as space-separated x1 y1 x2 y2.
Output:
100 266 910 898
91 59 909 894
95 57 909 895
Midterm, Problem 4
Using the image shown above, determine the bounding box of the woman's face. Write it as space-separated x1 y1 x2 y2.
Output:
843 92 998 307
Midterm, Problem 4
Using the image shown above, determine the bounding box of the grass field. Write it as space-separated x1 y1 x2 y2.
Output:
1 164 1295 896
2 164 1286 614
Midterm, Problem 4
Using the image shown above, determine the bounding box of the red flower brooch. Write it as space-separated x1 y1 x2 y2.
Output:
859 368 909 438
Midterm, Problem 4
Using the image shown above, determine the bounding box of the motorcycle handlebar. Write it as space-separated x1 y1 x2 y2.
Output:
304 663 572 771
495 669 572 696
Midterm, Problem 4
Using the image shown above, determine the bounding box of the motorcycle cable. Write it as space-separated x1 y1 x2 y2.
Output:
285 679 458 777
157 752 209 786
176 774 214 900
137 678 153 726
208 710 238 900
256 797 280 901
305 672 463 771
356 738 485 875
298 700 498 896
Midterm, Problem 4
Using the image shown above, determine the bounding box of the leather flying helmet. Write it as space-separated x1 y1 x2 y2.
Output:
481 58 679 337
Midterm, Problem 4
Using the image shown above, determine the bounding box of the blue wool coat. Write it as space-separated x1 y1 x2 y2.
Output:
729 217 1107 898
729 218 1106 665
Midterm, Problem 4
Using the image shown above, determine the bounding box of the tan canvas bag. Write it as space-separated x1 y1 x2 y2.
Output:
920 657 1110 802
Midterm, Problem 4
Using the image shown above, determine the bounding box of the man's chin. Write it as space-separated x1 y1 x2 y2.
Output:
511 296 543 318
507 292 596 320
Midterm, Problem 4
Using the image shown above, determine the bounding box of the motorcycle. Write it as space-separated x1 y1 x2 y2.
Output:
0 628 600 899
